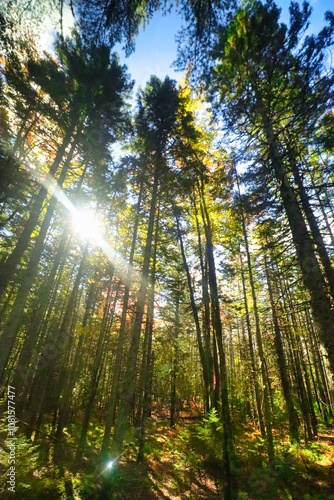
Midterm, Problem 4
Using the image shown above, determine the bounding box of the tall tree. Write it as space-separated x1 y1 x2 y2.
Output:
207 0 334 374
0 33 133 381
111 76 180 458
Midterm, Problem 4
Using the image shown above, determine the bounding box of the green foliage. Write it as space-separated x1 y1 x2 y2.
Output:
1 2 334 499
27 32 133 134
0 420 104 498
235 427 334 499
0 419 61 498
170 409 225 490
99 462 155 500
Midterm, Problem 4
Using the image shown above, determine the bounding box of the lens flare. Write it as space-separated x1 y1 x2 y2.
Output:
71 209 101 241
38 173 141 287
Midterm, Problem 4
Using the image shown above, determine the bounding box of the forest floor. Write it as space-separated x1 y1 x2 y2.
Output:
110 420 334 500
1 415 334 499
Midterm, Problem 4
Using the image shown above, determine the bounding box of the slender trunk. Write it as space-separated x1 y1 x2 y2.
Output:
239 254 266 438
193 196 214 412
111 163 160 459
60 282 120 441
26 245 88 432
80 277 114 445
170 297 180 428
262 115 334 375
264 253 299 442
305 309 333 415
243 227 274 461
13 224 71 406
307 163 334 248
136 210 159 461
290 157 334 300
55 332 85 439
0 128 75 298
0 142 77 381
11 113 41 158
197 179 235 499
101 179 143 455
174 208 211 411
238 322 253 420
280 286 314 440
236 175 274 460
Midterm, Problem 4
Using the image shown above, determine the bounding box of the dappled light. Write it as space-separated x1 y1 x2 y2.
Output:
1 1 334 498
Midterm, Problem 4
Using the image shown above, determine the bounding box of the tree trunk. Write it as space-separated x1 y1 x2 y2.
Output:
136 210 158 461
0 142 77 381
0 127 76 298
241 218 274 461
239 254 266 438
26 245 88 433
170 296 180 428
289 154 334 300
174 208 212 412
13 223 72 406
111 162 160 459
264 252 299 442
197 178 235 499
80 276 115 445
262 115 334 376
101 178 144 455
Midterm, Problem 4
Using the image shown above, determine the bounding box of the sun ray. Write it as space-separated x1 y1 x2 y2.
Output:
38 174 139 287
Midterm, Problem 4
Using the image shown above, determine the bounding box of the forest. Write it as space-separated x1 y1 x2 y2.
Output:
0 0 334 498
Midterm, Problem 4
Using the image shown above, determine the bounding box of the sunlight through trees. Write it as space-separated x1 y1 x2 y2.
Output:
1 1 334 498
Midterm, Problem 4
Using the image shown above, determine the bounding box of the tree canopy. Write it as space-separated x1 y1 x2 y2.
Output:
1 2 334 499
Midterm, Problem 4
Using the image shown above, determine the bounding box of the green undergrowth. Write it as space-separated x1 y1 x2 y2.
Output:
0 414 333 499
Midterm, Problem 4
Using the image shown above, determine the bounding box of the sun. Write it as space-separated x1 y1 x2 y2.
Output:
71 209 102 242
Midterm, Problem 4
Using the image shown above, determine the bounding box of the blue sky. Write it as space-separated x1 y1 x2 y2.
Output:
118 0 333 92
40 0 334 92
117 11 183 90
